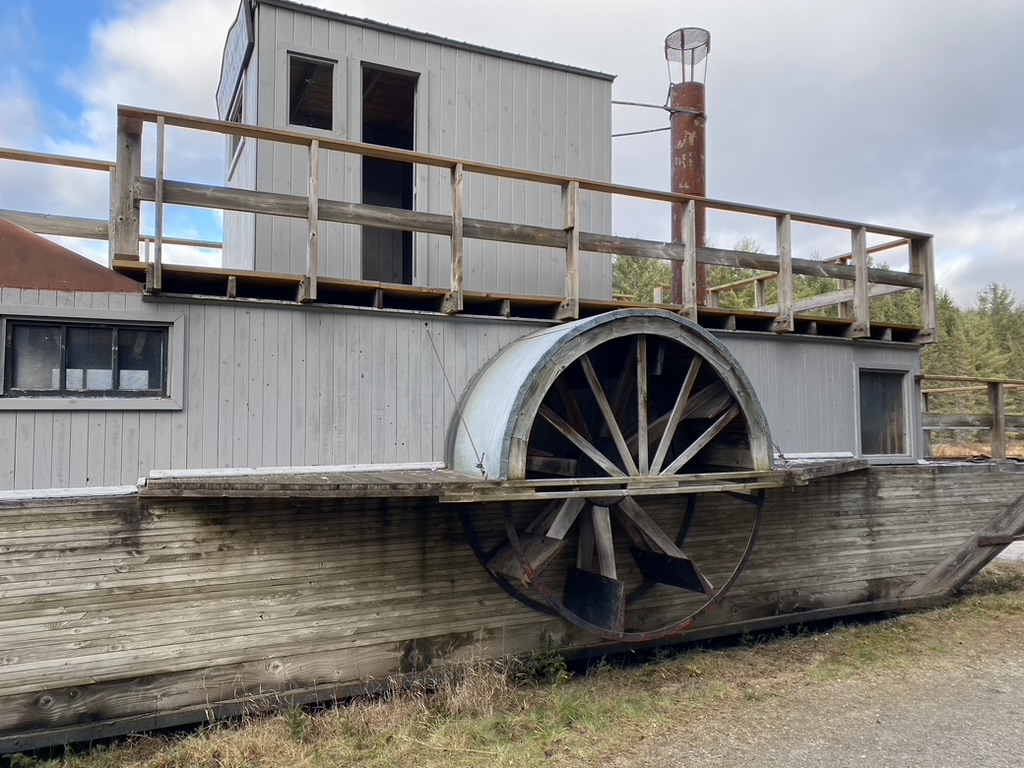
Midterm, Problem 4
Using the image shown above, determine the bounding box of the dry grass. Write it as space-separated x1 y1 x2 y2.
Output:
929 440 1024 459
13 563 1024 768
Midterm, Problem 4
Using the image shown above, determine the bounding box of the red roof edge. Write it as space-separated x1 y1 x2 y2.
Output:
0 217 141 294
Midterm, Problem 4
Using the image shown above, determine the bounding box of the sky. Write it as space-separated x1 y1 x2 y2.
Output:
1 0 1022 307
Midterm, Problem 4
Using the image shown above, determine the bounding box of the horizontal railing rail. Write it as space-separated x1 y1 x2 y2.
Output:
0 146 222 255
3 105 937 339
919 375 1024 461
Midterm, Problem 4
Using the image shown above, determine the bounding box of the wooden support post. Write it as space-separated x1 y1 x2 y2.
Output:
680 199 698 322
557 180 580 321
753 279 765 309
771 213 794 332
989 382 1007 462
110 115 142 264
300 139 319 302
850 226 870 337
921 389 933 458
442 163 465 315
148 116 166 293
911 236 937 343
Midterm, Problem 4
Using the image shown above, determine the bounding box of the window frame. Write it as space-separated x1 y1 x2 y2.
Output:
855 363 915 462
0 307 184 411
285 51 337 132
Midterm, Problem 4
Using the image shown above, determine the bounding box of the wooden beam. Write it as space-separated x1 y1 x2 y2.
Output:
0 146 113 172
579 354 638 476
989 382 1007 462
538 405 626 478
560 180 580 320
660 403 740 476
442 163 464 314
850 226 870 337
772 213 794 332
615 496 685 558
636 337 649 475
698 246 924 289
300 139 319 302
591 505 617 579
764 282 911 315
902 491 1024 599
0 210 108 239
680 199 698 321
649 357 701 475
911 236 937 343
110 121 142 263
151 115 165 293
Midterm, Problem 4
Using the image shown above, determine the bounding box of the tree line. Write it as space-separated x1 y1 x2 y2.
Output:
612 244 1024 385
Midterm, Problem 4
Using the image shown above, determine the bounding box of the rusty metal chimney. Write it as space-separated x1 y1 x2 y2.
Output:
666 28 710 306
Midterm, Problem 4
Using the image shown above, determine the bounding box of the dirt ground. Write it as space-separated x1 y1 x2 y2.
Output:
609 549 1024 768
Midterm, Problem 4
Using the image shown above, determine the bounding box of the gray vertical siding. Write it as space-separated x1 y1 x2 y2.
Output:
0 289 540 490
1 287 923 491
242 4 612 298
718 332 922 458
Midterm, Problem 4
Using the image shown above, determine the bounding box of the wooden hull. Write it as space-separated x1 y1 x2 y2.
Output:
3 463 1023 753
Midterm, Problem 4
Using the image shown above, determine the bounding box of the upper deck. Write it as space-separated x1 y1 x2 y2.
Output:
0 104 936 343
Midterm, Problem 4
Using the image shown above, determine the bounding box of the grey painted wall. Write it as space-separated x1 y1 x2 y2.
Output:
0 288 923 491
223 0 614 298
722 333 922 460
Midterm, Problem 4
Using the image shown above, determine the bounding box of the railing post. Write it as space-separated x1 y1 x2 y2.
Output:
557 180 580 321
920 385 933 458
680 198 698 322
911 236 937 343
299 139 319 302
850 226 870 337
442 162 465 315
771 213 794 332
989 381 1007 461
753 279 765 309
110 113 142 265
147 115 166 293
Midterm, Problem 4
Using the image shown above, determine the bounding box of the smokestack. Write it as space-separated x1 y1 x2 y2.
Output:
665 28 710 307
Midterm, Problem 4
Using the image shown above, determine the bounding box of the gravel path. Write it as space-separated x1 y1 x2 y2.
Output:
611 552 1024 768
622 657 1024 767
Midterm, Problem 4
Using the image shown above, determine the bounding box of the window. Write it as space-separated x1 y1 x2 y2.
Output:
228 89 244 164
288 54 334 130
4 321 167 398
859 369 908 455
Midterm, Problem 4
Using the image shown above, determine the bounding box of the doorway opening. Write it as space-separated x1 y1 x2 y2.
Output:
362 65 417 284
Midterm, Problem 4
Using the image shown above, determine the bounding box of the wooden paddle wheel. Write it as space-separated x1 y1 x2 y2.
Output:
450 309 776 641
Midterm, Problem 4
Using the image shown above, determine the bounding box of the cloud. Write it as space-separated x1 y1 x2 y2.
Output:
1 0 1022 303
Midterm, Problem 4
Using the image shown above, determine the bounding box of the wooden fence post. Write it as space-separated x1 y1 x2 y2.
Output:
110 114 142 264
989 381 1007 461
557 180 580 321
300 139 319 302
850 226 870 337
772 213 794 332
443 163 465 314
680 199 698 322
911 236 937 343
148 115 166 293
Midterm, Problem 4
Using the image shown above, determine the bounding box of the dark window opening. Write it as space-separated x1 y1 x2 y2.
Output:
289 55 334 130
4 322 168 397
362 65 417 284
859 369 907 455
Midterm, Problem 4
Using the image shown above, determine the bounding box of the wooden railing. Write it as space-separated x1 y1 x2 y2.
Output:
0 146 222 255
3 105 937 338
920 375 1024 461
